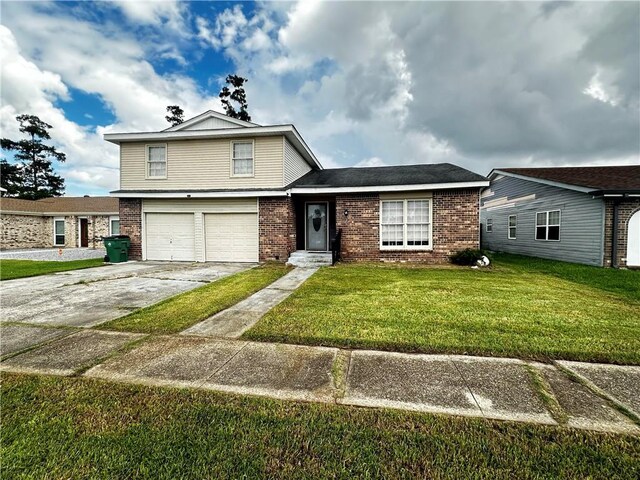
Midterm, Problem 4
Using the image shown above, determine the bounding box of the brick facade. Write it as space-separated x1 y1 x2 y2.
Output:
603 198 640 267
259 196 296 261
0 213 111 250
335 189 481 263
119 198 142 260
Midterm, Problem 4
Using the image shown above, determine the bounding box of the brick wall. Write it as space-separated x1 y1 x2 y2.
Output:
0 214 49 249
119 198 142 260
335 189 481 263
603 198 640 267
259 196 295 261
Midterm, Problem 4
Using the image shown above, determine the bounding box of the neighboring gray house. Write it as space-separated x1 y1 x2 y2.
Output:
480 166 640 268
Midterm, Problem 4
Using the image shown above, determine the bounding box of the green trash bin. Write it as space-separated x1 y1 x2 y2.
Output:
103 235 131 263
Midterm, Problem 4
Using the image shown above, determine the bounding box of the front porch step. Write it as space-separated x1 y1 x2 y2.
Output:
287 251 333 267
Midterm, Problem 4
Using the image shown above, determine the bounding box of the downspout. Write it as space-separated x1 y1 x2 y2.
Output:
611 200 620 268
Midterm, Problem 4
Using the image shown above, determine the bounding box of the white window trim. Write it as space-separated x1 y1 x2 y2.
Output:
535 209 561 242
379 198 432 251
508 215 517 240
230 139 255 178
486 218 493 233
53 217 65 246
109 216 120 236
146 143 167 179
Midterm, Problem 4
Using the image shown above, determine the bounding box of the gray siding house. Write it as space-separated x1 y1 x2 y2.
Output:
480 166 640 268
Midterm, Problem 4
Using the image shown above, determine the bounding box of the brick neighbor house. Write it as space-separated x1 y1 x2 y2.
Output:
481 166 640 268
105 110 489 265
0 196 119 250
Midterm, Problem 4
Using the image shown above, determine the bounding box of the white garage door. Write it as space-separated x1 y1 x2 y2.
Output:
205 213 258 262
146 213 195 261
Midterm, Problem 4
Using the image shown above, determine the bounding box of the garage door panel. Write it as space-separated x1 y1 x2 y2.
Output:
146 213 195 261
205 213 258 262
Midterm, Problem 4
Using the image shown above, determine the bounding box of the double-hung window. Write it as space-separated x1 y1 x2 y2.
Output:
380 199 431 249
486 219 493 233
232 141 254 176
147 145 167 178
535 210 560 241
508 215 517 239
54 218 65 246
110 216 120 236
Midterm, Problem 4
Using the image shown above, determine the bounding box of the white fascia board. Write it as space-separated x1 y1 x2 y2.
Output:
104 125 322 170
111 190 288 199
289 181 489 194
163 110 259 131
1 210 118 216
489 169 594 193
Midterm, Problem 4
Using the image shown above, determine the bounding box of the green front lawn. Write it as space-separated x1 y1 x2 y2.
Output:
244 256 640 364
3 374 638 479
101 263 291 334
0 258 104 281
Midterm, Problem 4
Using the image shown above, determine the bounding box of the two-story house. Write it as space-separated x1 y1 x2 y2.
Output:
105 110 489 264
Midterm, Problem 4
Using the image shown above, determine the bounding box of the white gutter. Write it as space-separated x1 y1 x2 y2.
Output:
289 181 489 194
111 190 288 199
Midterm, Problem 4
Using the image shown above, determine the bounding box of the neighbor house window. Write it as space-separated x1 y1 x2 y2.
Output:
147 145 167 178
110 216 120 236
536 210 561 241
381 199 431 249
232 141 254 176
486 219 493 233
508 215 517 239
54 218 65 246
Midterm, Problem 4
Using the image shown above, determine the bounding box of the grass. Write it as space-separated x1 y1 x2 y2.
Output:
0 258 104 281
101 263 291 334
494 252 640 303
2 374 638 479
244 255 640 364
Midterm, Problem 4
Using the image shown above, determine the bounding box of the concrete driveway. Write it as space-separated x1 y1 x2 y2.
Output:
0 262 253 328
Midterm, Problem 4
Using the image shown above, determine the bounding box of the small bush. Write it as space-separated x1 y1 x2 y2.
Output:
449 248 488 266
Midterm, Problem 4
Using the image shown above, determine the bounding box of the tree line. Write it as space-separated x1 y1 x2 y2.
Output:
1 75 251 199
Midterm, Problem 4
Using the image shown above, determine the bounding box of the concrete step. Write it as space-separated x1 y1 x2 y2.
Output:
287 251 333 267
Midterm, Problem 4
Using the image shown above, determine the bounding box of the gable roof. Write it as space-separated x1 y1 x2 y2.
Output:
0 196 118 215
490 166 640 194
163 110 259 132
289 163 488 192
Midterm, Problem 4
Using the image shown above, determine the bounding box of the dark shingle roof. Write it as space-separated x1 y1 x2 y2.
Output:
290 163 487 188
0 196 118 214
498 166 640 193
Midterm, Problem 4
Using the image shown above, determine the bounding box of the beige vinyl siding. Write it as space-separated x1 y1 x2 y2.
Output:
182 117 244 130
283 138 312 185
142 198 257 262
121 136 284 190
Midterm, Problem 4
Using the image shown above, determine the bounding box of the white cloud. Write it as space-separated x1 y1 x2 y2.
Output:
111 0 185 30
355 157 387 168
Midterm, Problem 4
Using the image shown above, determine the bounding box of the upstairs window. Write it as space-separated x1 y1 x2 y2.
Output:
232 141 254 176
381 199 431 249
536 210 561 241
54 218 65 246
508 215 517 239
486 218 493 233
147 145 167 178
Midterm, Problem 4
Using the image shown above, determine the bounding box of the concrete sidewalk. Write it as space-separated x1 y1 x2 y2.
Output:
1 323 638 434
181 267 318 338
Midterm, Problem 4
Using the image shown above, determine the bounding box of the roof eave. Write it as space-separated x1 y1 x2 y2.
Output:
489 169 595 193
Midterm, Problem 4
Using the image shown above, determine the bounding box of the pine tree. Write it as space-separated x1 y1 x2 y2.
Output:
219 75 251 121
0 114 66 199
165 105 185 126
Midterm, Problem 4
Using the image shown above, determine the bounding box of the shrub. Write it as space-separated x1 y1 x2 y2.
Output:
449 248 488 266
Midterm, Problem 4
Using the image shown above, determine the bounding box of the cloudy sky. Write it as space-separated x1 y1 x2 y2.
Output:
1 1 638 196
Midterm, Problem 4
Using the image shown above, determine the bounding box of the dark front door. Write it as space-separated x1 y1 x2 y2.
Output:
80 219 89 247
306 202 328 251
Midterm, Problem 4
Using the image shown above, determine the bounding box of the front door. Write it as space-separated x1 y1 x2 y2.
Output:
306 202 328 251
80 219 89 247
